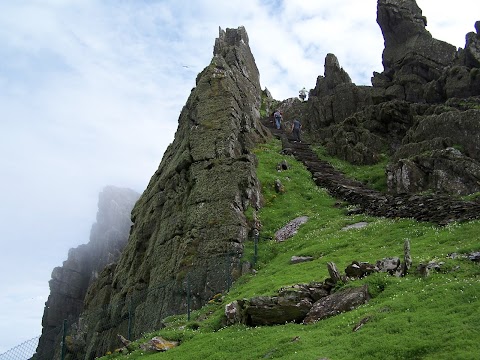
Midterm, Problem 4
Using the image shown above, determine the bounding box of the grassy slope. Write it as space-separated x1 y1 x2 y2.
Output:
102 139 480 360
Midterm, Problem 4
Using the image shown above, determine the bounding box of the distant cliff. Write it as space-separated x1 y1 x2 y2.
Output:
34 186 139 360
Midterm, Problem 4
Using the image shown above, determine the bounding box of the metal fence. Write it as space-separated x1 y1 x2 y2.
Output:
0 234 265 360
0 337 40 360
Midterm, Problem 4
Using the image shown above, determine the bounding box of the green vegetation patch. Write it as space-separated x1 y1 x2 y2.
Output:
313 145 389 192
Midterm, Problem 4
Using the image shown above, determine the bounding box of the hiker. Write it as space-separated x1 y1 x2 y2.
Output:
291 119 302 142
273 110 282 129
299 87 307 101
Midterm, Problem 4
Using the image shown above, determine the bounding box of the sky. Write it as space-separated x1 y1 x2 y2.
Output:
0 0 478 355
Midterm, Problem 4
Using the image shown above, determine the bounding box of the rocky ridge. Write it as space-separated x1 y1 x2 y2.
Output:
68 26 269 359
279 0 480 196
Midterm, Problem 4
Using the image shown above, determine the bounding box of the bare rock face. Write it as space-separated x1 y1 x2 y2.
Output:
34 186 139 360
465 23 480 68
387 147 480 195
375 0 457 102
387 109 480 195
78 26 269 358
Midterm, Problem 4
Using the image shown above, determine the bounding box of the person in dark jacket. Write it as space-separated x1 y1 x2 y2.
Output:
273 110 282 129
291 119 302 141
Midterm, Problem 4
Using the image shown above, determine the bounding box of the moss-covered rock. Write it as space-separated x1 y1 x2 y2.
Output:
77 26 270 358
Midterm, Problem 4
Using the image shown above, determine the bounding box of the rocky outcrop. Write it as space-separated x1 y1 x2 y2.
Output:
73 26 269 358
303 54 374 136
387 108 480 194
276 0 480 195
223 246 415 328
374 0 457 102
224 282 370 327
34 186 139 360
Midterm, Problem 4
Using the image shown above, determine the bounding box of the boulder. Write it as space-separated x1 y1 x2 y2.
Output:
303 285 370 324
225 300 247 326
140 336 178 352
290 256 314 264
376 257 401 275
245 295 313 326
345 261 377 278
274 216 309 242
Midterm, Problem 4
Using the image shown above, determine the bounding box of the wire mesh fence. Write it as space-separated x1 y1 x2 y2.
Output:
0 235 266 360
0 337 40 360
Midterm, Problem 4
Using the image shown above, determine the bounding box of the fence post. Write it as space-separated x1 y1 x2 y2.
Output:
253 229 259 267
127 298 133 340
225 254 232 292
61 319 67 360
187 274 191 321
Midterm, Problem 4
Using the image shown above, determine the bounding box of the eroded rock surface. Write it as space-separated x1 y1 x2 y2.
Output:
76 26 269 358
278 0 480 196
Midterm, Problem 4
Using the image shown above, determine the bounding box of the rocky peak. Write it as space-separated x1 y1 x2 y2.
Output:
211 26 261 102
311 53 353 98
377 0 426 46
324 53 352 89
465 21 480 68
72 26 269 358
375 0 457 101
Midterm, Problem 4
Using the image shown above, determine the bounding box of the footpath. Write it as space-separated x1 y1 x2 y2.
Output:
262 118 480 225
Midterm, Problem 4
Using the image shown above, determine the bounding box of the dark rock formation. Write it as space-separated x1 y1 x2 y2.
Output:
305 54 374 135
224 282 369 327
34 186 139 360
275 0 480 196
74 26 269 358
387 109 480 195
303 285 370 324
375 0 457 102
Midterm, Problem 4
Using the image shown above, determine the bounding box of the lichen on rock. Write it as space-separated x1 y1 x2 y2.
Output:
76 26 269 358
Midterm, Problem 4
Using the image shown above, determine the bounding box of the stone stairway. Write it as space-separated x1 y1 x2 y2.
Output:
262 119 480 225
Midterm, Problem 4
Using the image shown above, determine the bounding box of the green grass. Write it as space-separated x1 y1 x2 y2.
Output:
313 145 389 192
99 139 480 360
